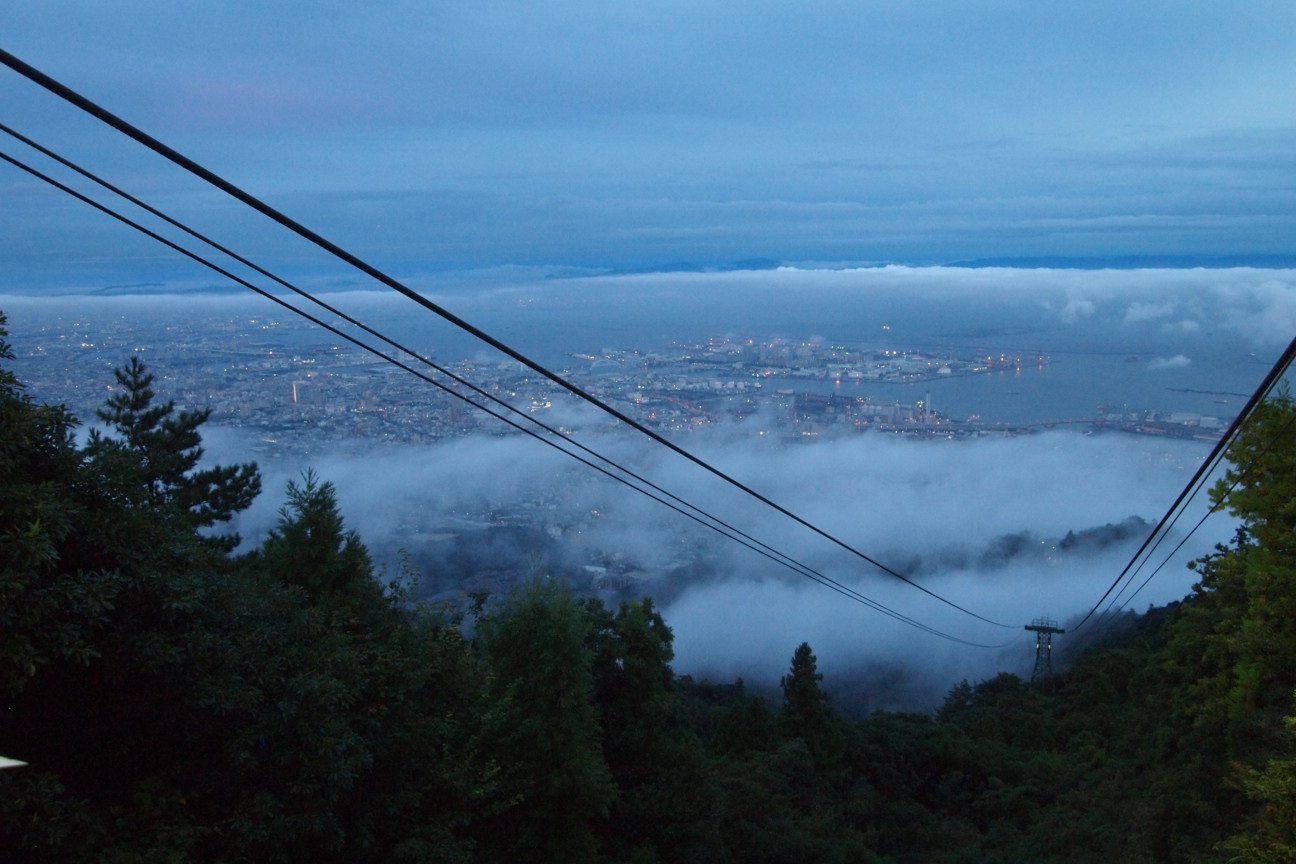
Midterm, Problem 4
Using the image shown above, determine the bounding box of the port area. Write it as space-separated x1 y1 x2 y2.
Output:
1090 406 1230 441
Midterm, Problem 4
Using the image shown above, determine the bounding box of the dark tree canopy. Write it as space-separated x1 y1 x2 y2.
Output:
0 312 107 698
474 579 615 864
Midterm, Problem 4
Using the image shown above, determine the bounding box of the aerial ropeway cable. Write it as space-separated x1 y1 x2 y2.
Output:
1080 396 1296 640
0 142 1015 648
1069 330 1296 636
0 48 1017 631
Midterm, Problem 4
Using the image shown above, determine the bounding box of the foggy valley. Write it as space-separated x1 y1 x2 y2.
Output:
4 262 1283 709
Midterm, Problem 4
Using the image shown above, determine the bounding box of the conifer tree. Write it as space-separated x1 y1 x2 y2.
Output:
258 469 379 608
90 355 259 544
779 640 849 778
781 641 832 734
1 345 266 859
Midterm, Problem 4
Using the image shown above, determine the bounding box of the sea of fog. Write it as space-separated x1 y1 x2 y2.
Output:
4 265 1293 710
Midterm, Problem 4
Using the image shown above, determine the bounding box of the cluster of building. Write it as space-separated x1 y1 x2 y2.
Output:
1092 406 1229 440
6 308 1232 598
11 308 1221 464
10 312 1004 457
654 335 1043 384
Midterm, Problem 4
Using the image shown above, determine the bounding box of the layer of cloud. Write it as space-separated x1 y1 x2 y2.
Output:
1148 355 1192 371
210 419 1228 711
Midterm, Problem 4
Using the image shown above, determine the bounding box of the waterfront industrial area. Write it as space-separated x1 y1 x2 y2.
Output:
7 309 1233 462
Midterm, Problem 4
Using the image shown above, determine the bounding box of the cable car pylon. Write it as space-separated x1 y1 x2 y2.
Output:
1025 617 1065 684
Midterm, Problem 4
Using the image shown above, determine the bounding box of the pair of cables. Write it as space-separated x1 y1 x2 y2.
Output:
13 47 1295 654
0 51 1016 646
1070 332 1296 638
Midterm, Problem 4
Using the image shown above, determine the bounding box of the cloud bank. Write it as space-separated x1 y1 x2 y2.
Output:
212 418 1228 712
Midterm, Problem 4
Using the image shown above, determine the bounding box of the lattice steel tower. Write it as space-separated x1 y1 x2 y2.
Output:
1025 617 1065 683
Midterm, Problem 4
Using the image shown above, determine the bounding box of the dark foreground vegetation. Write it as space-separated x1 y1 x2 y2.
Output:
3 311 1295 863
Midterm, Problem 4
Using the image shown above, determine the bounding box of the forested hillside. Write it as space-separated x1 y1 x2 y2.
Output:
2 310 1294 863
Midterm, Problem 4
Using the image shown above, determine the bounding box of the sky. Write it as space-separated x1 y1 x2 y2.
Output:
3 0 1296 279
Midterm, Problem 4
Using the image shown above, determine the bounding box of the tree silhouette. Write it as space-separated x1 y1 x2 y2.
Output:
90 355 259 546
781 641 832 734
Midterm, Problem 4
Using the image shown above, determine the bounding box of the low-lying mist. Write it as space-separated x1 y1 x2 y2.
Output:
212 420 1230 713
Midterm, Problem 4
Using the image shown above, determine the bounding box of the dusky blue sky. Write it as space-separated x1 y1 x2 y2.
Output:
2 0 1295 281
